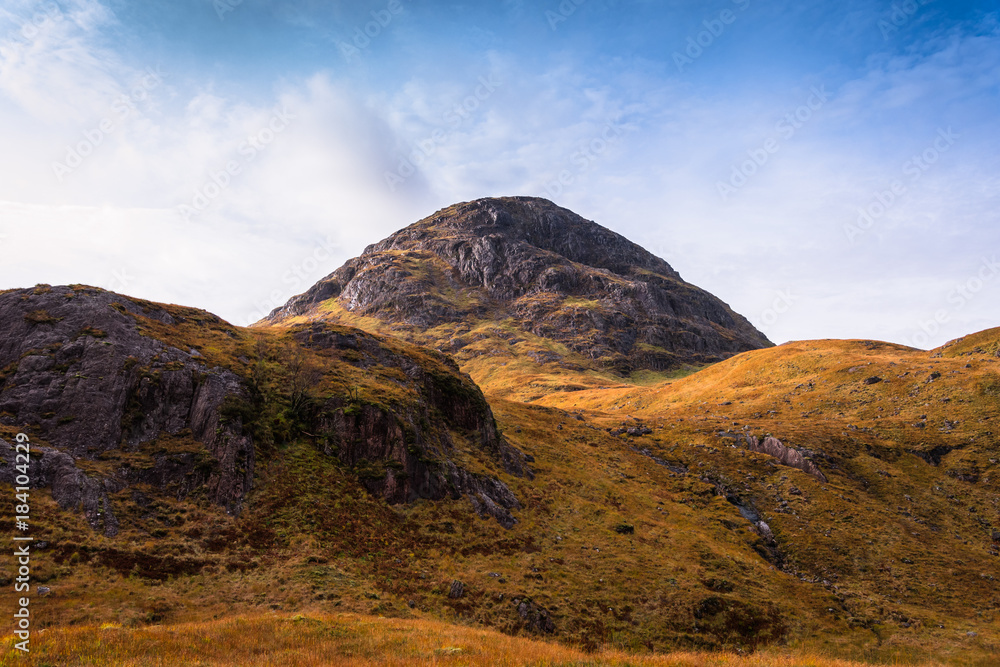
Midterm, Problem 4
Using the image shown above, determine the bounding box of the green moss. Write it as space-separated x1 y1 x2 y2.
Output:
353 459 387 480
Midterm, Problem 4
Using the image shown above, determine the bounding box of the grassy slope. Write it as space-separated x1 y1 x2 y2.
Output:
525 337 1000 659
0 613 905 667
2 297 999 665
276 295 706 401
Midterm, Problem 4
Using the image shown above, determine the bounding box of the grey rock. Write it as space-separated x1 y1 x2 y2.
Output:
742 435 827 482
515 598 555 634
0 438 120 536
293 323 527 527
757 521 774 540
264 197 772 373
0 286 254 530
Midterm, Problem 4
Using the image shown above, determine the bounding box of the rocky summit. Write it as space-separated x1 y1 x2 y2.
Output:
264 197 771 374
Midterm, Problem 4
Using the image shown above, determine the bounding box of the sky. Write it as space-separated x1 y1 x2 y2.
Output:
0 0 997 349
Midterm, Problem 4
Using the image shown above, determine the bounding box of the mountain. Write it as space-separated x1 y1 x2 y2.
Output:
1 204 999 664
0 285 528 535
263 197 771 381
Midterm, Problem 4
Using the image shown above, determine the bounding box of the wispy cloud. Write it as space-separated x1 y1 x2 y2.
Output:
0 0 127 123
0 0 996 348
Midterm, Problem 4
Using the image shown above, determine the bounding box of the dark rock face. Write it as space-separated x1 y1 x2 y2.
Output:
0 287 528 531
910 444 954 466
265 196 771 373
0 437 121 536
291 323 529 528
0 286 254 524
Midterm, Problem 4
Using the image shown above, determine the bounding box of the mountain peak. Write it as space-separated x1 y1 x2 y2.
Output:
264 197 771 374
372 196 682 282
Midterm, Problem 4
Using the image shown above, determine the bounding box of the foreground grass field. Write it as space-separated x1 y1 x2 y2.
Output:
0 612 932 667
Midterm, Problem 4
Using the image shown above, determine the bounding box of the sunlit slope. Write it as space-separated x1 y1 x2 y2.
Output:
936 327 1000 358
535 337 998 437
2 286 998 664
1 612 900 667
517 336 999 662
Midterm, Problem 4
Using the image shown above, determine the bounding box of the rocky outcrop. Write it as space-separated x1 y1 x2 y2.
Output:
513 597 556 634
0 286 254 522
0 438 120 536
0 287 528 532
744 435 827 482
264 196 771 373
291 323 529 527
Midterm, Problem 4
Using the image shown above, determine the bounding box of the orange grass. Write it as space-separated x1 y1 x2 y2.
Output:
0 612 920 667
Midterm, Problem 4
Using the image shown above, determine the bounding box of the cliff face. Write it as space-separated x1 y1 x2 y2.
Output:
284 322 529 527
0 285 528 535
0 286 254 534
265 196 771 373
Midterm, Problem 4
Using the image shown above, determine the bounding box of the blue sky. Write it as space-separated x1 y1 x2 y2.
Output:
0 0 997 348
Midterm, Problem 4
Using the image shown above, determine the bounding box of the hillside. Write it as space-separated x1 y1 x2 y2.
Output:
1 214 999 665
263 197 771 381
0 285 997 664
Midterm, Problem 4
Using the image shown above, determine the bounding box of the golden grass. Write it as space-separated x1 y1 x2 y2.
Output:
5 333 997 663
5 287 1000 666
1 612 911 667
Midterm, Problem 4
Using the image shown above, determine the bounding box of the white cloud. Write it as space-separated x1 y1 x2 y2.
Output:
0 3 434 325
0 0 123 123
0 1 996 350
